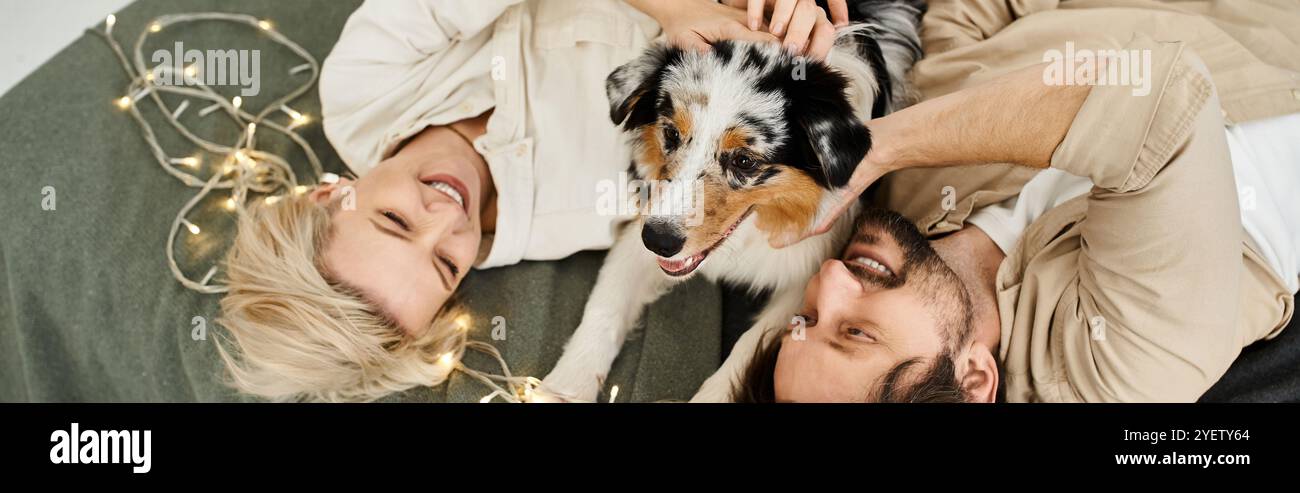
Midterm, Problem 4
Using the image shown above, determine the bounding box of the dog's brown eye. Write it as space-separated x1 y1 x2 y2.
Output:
728 153 758 171
662 126 681 151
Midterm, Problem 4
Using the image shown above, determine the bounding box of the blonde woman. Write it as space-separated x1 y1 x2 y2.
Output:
216 0 846 401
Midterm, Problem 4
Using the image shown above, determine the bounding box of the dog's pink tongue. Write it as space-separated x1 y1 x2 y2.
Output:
658 253 703 274
658 257 686 272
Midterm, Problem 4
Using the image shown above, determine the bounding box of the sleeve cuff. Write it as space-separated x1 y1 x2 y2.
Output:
1050 35 1212 193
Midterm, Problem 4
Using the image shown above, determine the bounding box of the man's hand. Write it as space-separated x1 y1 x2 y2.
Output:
726 0 849 58
771 120 897 247
776 63 1093 247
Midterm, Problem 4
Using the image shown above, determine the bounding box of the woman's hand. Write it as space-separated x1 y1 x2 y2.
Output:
725 0 849 59
627 0 844 60
626 0 779 53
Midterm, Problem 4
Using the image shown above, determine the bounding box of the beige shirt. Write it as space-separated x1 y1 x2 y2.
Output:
320 0 662 268
881 0 1300 401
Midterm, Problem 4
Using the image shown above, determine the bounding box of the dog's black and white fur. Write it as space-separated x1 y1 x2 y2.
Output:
542 0 927 402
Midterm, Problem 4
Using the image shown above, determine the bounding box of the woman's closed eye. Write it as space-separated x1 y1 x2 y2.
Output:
382 210 409 231
438 255 460 278
382 209 461 281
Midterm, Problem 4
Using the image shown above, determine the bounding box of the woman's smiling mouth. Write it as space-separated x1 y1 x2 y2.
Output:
420 173 470 212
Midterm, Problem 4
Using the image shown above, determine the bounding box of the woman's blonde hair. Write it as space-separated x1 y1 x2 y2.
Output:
215 192 466 402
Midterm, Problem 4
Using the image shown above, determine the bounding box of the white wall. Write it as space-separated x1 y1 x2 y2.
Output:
0 0 137 96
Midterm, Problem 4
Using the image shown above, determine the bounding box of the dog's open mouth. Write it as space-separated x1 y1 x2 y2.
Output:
656 208 754 277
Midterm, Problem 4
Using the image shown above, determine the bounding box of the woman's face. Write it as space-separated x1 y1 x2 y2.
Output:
313 128 487 334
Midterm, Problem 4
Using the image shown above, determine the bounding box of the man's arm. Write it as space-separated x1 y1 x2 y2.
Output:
867 62 1090 173
803 62 1091 238
856 39 1242 401
1039 42 1240 401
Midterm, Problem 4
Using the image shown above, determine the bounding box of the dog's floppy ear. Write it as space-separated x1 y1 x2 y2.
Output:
606 44 676 130
786 65 872 189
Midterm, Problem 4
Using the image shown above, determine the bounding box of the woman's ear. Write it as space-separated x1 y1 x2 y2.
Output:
959 343 1000 403
307 177 355 205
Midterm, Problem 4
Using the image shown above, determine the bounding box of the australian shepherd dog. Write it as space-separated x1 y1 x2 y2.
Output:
542 0 927 401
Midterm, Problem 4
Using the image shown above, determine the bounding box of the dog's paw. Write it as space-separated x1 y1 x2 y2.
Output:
539 366 604 403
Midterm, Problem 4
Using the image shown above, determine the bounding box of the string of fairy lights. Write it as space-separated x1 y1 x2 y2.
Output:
93 12 604 403
95 12 325 294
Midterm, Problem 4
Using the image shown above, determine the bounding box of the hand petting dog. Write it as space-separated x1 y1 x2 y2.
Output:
627 0 846 60
727 0 849 58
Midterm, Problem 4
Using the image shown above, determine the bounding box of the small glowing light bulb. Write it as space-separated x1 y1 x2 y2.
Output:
144 72 154 82
293 185 309 195
149 22 161 33
257 19 273 31
169 156 200 168
609 385 620 403
181 219 200 235
105 14 116 29
438 353 455 367
454 314 471 331
224 198 237 210
231 96 242 110
264 196 281 205
183 64 198 79
114 96 131 109
279 105 310 129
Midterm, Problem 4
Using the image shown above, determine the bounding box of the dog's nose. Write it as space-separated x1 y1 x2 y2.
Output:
642 221 686 258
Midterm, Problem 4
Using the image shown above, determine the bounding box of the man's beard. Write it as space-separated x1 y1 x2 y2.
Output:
849 207 974 347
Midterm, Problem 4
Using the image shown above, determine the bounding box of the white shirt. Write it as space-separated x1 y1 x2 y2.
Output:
320 0 662 268
968 113 1300 294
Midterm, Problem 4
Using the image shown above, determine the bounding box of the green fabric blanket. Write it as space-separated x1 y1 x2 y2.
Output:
0 0 723 403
